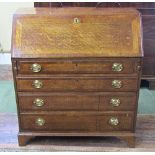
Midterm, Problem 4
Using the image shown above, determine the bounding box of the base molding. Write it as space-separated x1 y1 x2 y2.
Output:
18 132 135 148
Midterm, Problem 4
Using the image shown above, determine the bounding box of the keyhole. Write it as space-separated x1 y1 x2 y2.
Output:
73 18 80 24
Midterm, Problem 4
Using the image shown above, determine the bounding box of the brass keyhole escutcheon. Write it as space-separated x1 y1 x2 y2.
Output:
30 63 42 73
32 80 43 89
110 98 121 107
33 98 44 107
73 17 80 24
112 80 122 89
112 63 123 72
109 117 119 126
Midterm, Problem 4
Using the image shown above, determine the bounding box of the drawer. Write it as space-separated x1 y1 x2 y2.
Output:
16 77 138 92
98 112 134 131
18 93 99 111
20 112 134 132
99 93 137 111
17 59 137 74
20 113 97 132
18 92 136 111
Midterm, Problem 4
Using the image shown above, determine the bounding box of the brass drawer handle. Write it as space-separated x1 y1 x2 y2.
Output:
112 63 123 72
35 118 45 126
30 63 42 73
33 98 44 107
112 80 122 89
73 17 80 24
110 98 120 107
109 117 119 126
32 80 43 89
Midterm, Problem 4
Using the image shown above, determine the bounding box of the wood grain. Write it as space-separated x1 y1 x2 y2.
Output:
17 58 137 75
20 112 134 132
12 8 142 58
16 77 138 92
11 7 143 147
18 92 136 112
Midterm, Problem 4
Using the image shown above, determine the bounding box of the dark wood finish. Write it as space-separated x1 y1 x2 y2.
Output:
98 112 134 131
18 132 136 147
18 92 136 112
99 93 136 111
20 112 134 131
20 113 97 132
2 113 155 150
17 59 138 75
16 77 138 92
18 135 34 146
34 2 155 8
34 2 155 89
142 16 155 88
11 8 143 147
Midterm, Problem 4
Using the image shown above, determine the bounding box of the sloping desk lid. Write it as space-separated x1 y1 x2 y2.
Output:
12 7 143 58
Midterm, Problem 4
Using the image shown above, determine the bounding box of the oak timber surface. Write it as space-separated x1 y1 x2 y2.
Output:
11 7 143 147
12 8 142 58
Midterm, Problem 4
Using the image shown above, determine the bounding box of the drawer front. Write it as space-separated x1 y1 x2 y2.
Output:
98 113 134 131
20 113 97 131
17 60 136 74
20 112 134 132
18 93 99 111
99 93 136 111
16 78 138 92
18 92 136 111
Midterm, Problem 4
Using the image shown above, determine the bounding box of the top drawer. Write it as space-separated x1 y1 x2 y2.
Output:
17 59 139 75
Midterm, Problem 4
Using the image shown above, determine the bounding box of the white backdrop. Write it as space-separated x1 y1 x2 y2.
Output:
0 2 34 52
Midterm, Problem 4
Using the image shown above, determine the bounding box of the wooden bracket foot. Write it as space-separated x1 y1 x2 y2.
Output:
18 134 35 146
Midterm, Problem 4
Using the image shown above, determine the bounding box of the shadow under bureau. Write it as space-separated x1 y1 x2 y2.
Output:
11 7 143 147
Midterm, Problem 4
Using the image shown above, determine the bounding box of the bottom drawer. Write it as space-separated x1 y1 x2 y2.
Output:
20 112 134 132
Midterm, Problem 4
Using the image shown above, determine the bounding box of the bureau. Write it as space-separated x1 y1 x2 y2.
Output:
11 7 143 147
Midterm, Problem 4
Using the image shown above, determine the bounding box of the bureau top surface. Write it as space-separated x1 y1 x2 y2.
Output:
11 7 143 58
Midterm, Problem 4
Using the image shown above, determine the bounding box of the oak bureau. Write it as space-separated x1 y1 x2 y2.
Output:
11 7 143 147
